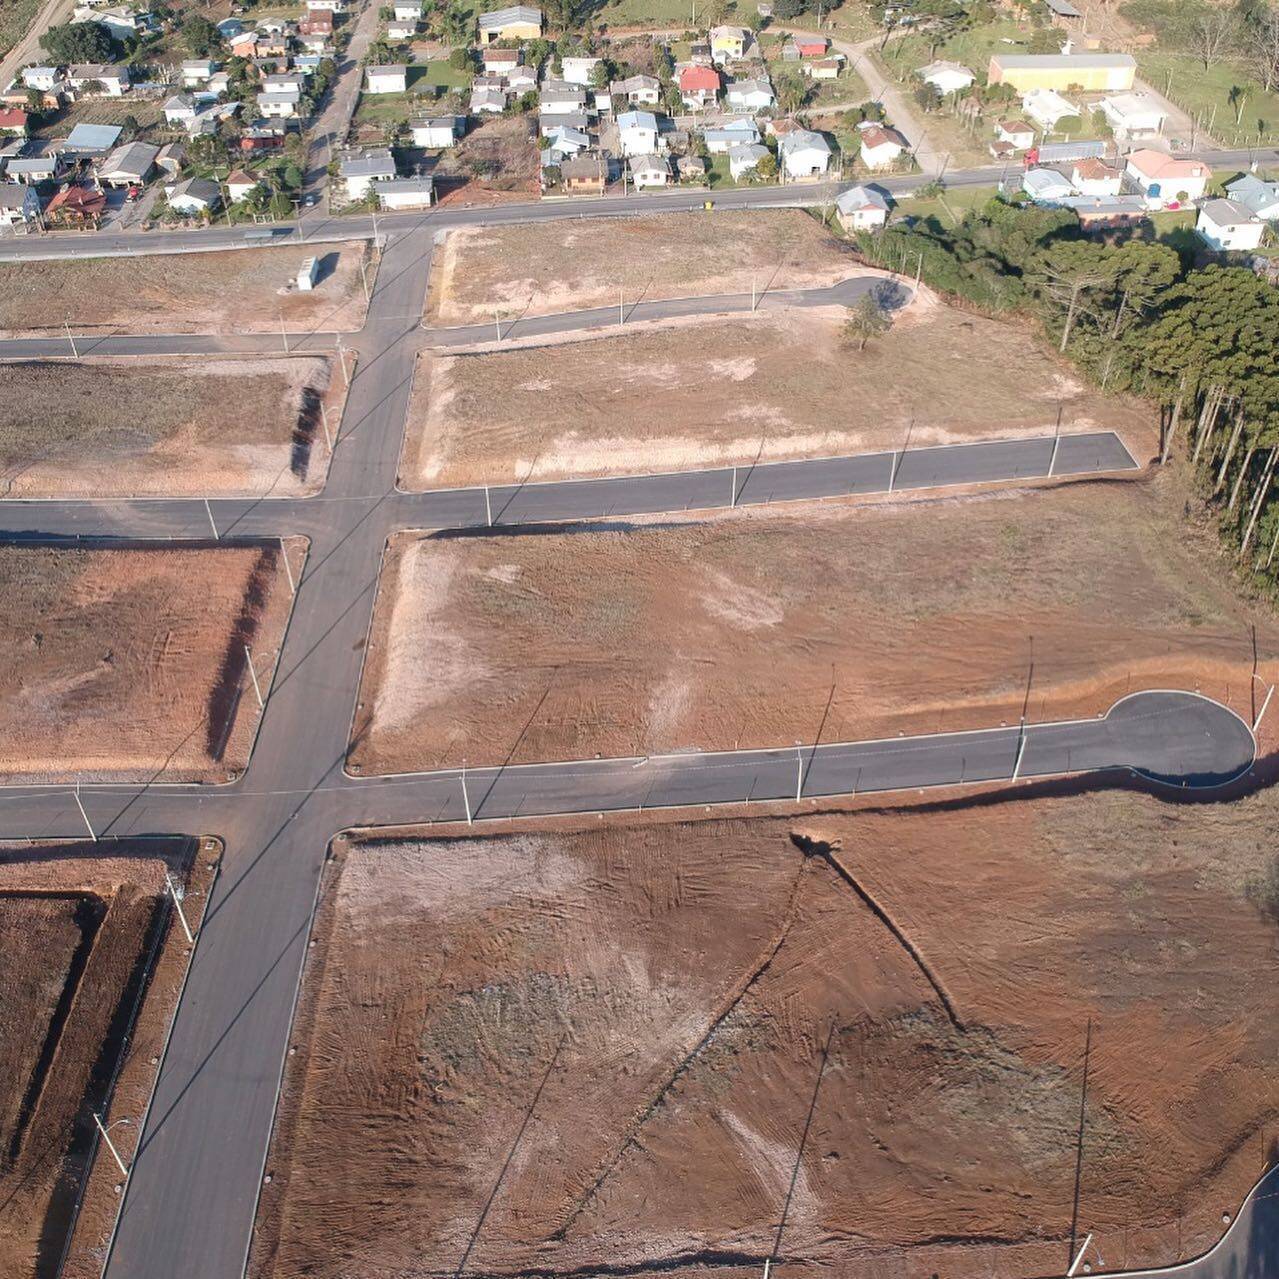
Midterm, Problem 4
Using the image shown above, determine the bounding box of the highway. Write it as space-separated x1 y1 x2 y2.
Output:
0 207 1268 1279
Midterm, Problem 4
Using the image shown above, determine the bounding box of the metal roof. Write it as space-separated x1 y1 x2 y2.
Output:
64 122 122 150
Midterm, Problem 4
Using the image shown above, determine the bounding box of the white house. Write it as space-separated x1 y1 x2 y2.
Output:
377 176 434 208
392 0 422 17
1070 156 1122 197
779 127 830 179
1098 92 1165 141
540 85 587 114
1225 173 1279 221
1022 166 1075 202
0 184 41 228
616 108 658 157
1124 148 1210 207
505 64 537 93
611 74 660 106
857 123 905 171
1196 198 1265 252
365 64 407 94
728 141 769 180
703 117 758 153
257 89 301 118
410 114 464 147
96 139 157 185
225 168 259 201
726 77 774 112
21 66 62 92
181 59 217 85
628 152 669 188
543 123 589 155
561 55 601 86
470 86 507 113
387 20 417 38
339 147 396 198
995 118 1035 150
917 59 975 96
835 184 890 231
163 93 198 124
1022 87 1078 130
166 176 221 215
68 63 130 95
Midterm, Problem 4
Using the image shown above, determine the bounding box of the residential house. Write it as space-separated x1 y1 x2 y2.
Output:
63 121 121 155
1125 148 1210 207
4 155 60 183
166 176 221 215
0 108 29 137
561 55 601 86
1022 166 1075 202
538 109 589 134
366 64 407 94
1045 0 1084 27
857 122 905 170
804 57 843 80
225 168 259 201
779 127 830 179
470 85 508 113
0 184 41 228
339 147 396 197
388 20 417 38
543 123 589 155
263 72 306 92
835 184 890 231
628 152 668 188
21 66 62 93
792 36 828 58
45 182 107 226
1064 194 1149 231
995 118 1035 150
299 8 334 34
591 85 613 112
987 52 1136 93
726 77 774 112
1071 156 1122 196
230 32 259 58
611 74 660 106
181 59 218 86
97 140 158 186
505 64 537 93
77 5 156 41
917 59 975 96
306 0 347 11
709 24 749 63
1196 198 1266 252
67 63 130 94
155 141 185 177
676 152 706 180
164 93 198 125
477 4 542 44
1021 87 1078 131
541 85 588 114
679 64 720 109
392 0 422 18
207 71 231 96
728 141 768 180
616 108 658 157
377 175 434 208
481 46 520 74
410 114 465 147
559 151 605 193
1226 173 1279 221
258 88 302 118
1098 92 1165 141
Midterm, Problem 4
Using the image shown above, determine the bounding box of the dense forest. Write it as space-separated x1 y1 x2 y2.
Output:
857 200 1279 585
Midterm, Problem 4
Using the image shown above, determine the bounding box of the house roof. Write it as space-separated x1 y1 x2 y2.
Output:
5 156 56 174
1045 0 1083 15
1023 167 1073 196
1226 173 1279 213
1099 91 1165 121
1072 156 1119 181
1200 197 1259 227
858 124 904 150
1126 148 1209 180
728 141 767 162
728 76 772 97
546 124 589 146
617 109 657 130
679 65 719 91
99 140 158 177
836 184 890 213
367 63 407 75
64 122 122 150
704 118 758 141
226 168 257 187
560 153 603 178
165 93 195 110
478 4 541 28
481 45 520 61
340 148 396 177
918 59 974 80
0 186 36 210
0 108 29 129
470 87 507 105
69 62 127 79
992 52 1135 69
170 176 221 203
411 114 464 130
47 183 107 214
781 127 829 156
997 117 1034 134
628 152 668 174
378 176 434 193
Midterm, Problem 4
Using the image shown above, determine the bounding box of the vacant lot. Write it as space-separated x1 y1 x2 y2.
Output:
253 788 1279 1279
404 305 1154 487
0 543 295 782
0 839 210 1279
352 477 1276 775
427 210 859 324
0 356 341 497
0 244 369 334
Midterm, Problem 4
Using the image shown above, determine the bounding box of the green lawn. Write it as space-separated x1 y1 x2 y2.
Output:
893 182 999 226
352 86 441 129
594 0 700 30
1136 51 1279 146
880 17 1032 80
415 57 472 89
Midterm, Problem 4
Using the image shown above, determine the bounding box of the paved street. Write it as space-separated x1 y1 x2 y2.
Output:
0 192 1269 1279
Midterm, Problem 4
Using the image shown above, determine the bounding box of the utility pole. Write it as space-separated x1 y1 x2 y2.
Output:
93 1114 131 1178
460 759 473 825
73 781 96 842
1049 403 1062 477
204 498 218 540
795 744 804 802
319 400 333 451
64 316 78 357
359 256 371 304
337 335 350 386
619 286 624 324
731 465 738 507
751 274 757 312
1066 1233 1094 1278
279 307 289 353
484 484 493 527
280 541 296 595
1012 717 1027 780
164 869 195 944
244 644 264 709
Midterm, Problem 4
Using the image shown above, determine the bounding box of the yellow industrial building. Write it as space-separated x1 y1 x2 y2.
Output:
987 52 1137 93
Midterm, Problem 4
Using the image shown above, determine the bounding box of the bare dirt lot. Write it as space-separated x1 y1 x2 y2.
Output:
0 543 296 782
426 210 860 325
252 787 1279 1279
432 114 540 204
351 475 1278 775
403 305 1155 487
0 838 213 1279
0 244 369 334
0 356 342 497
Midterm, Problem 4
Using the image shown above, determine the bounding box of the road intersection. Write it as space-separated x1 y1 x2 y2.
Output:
0 215 1269 1279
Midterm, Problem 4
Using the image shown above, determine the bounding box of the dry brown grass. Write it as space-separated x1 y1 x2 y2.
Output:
427 210 860 324
0 356 337 496
351 475 1279 774
404 306 1155 487
0 243 369 333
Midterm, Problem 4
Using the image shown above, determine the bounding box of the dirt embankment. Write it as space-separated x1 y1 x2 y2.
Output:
0 356 344 498
252 788 1279 1279
351 477 1278 775
426 210 861 326
0 542 297 783
0 839 216 1279
403 305 1155 488
0 243 369 335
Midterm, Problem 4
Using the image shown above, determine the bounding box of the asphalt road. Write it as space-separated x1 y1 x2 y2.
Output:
0 205 1266 1279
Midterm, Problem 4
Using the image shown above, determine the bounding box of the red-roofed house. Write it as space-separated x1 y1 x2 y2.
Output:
45 183 108 227
679 64 721 108
0 107 29 136
1124 147 1210 207
795 36 828 56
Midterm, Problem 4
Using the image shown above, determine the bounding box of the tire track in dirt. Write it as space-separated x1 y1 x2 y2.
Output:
551 859 811 1241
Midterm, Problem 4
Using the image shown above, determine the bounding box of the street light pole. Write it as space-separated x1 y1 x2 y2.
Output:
164 870 195 944
64 316 78 357
460 759 473 825
93 1114 131 1178
244 644 264 709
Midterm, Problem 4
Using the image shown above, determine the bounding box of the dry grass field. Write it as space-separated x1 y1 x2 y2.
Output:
351 476 1278 775
427 210 860 325
403 305 1155 488
252 791 1279 1279
0 244 369 334
0 543 296 782
0 356 341 497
